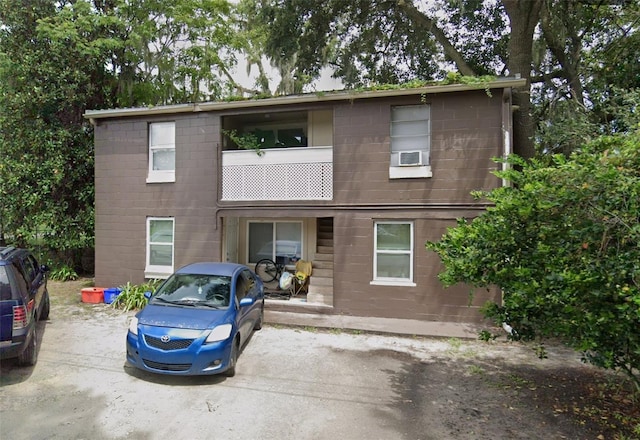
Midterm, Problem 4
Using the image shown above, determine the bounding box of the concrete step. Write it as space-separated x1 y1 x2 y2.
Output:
313 253 333 262
307 283 333 294
312 259 333 269
317 222 333 233
311 267 333 278
317 238 333 247
310 276 333 287
307 288 333 306
317 245 334 254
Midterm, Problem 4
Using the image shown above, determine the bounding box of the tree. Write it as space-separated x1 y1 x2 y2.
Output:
0 0 247 269
426 131 640 390
0 0 110 263
108 0 245 105
533 1 640 154
243 0 640 158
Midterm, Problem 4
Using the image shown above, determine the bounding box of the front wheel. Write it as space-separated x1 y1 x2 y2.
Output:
255 259 278 283
254 302 264 330
225 338 239 377
39 291 50 321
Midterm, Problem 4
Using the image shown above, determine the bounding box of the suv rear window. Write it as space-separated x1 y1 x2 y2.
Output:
0 266 12 300
11 262 28 297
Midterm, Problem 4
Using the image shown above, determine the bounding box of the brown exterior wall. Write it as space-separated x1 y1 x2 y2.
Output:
92 87 507 323
324 89 504 323
332 212 500 323
94 113 223 287
333 90 503 205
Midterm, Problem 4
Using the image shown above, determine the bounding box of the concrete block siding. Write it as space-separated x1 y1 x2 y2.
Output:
90 84 515 325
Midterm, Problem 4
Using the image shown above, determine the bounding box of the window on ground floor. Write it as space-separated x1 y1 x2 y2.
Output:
248 221 302 266
146 217 174 278
373 221 414 285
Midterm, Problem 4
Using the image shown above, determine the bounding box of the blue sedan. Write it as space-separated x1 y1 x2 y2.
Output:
126 262 264 377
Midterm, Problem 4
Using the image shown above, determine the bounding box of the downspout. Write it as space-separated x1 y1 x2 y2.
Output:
500 87 515 333
502 88 513 187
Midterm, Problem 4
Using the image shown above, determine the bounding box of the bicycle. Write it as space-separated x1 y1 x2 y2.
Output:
255 257 287 284
255 256 300 294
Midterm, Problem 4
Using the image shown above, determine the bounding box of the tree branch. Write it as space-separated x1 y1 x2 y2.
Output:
540 1 584 105
395 0 476 76
218 63 262 97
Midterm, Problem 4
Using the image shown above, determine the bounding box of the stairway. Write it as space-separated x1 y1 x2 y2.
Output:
307 217 334 306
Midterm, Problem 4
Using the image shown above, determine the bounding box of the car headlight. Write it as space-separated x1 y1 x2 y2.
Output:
128 317 139 335
205 324 232 343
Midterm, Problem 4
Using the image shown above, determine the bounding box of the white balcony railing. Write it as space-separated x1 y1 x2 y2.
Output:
221 146 333 201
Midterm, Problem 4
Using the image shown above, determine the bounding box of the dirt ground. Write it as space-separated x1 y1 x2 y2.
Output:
2 278 638 439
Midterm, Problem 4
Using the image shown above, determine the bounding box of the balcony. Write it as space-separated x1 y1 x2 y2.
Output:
221 146 333 201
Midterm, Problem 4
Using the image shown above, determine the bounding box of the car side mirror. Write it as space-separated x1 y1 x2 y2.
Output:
239 297 254 307
144 291 152 299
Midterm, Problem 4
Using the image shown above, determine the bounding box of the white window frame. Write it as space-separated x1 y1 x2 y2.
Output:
145 217 175 279
147 122 176 183
389 105 432 179
371 221 415 286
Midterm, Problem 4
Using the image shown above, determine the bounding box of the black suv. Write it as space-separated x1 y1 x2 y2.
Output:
0 246 50 366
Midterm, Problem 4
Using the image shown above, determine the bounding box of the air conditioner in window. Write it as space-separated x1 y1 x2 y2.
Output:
398 151 422 166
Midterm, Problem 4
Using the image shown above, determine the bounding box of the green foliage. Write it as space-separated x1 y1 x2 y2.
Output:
0 0 247 265
50 266 79 282
109 0 242 106
244 0 640 157
478 329 498 342
427 131 640 391
0 1 101 257
112 279 162 312
222 129 264 156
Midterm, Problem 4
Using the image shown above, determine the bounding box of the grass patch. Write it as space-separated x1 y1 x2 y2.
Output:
468 365 486 375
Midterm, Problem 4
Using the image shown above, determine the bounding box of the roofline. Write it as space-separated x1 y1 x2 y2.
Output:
84 78 527 121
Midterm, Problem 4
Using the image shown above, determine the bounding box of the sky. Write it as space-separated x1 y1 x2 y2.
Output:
231 57 344 94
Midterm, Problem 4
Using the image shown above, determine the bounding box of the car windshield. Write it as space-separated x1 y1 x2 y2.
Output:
152 273 231 308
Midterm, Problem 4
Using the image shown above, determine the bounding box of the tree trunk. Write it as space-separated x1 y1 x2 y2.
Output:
540 2 585 106
502 0 543 159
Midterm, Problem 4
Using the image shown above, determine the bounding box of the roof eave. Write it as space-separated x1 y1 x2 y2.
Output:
84 78 527 120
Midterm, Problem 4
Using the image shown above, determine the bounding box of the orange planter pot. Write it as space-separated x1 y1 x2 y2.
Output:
81 287 104 304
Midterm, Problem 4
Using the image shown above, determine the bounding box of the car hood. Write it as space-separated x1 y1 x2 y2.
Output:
137 304 231 330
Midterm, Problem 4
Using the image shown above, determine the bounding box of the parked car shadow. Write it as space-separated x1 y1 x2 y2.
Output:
122 362 227 385
0 320 49 386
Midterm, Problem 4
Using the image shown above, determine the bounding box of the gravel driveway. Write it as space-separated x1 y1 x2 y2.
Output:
0 283 632 439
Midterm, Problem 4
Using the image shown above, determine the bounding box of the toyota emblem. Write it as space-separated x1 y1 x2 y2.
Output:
160 335 171 343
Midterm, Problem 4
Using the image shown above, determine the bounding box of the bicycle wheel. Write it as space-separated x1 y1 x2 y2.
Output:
255 259 278 283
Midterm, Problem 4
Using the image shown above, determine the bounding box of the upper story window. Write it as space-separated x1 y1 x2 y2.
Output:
145 217 174 278
222 111 310 152
248 124 308 149
147 122 175 183
389 105 432 179
371 221 415 286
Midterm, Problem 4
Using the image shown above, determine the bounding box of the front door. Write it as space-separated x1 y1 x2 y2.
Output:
225 217 239 263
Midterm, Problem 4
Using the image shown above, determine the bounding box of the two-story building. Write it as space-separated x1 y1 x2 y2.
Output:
85 78 525 324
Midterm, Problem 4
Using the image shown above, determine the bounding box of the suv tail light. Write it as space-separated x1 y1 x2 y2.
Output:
13 305 28 329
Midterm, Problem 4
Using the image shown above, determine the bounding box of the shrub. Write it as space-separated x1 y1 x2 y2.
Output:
427 131 640 392
49 265 79 281
111 279 162 312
